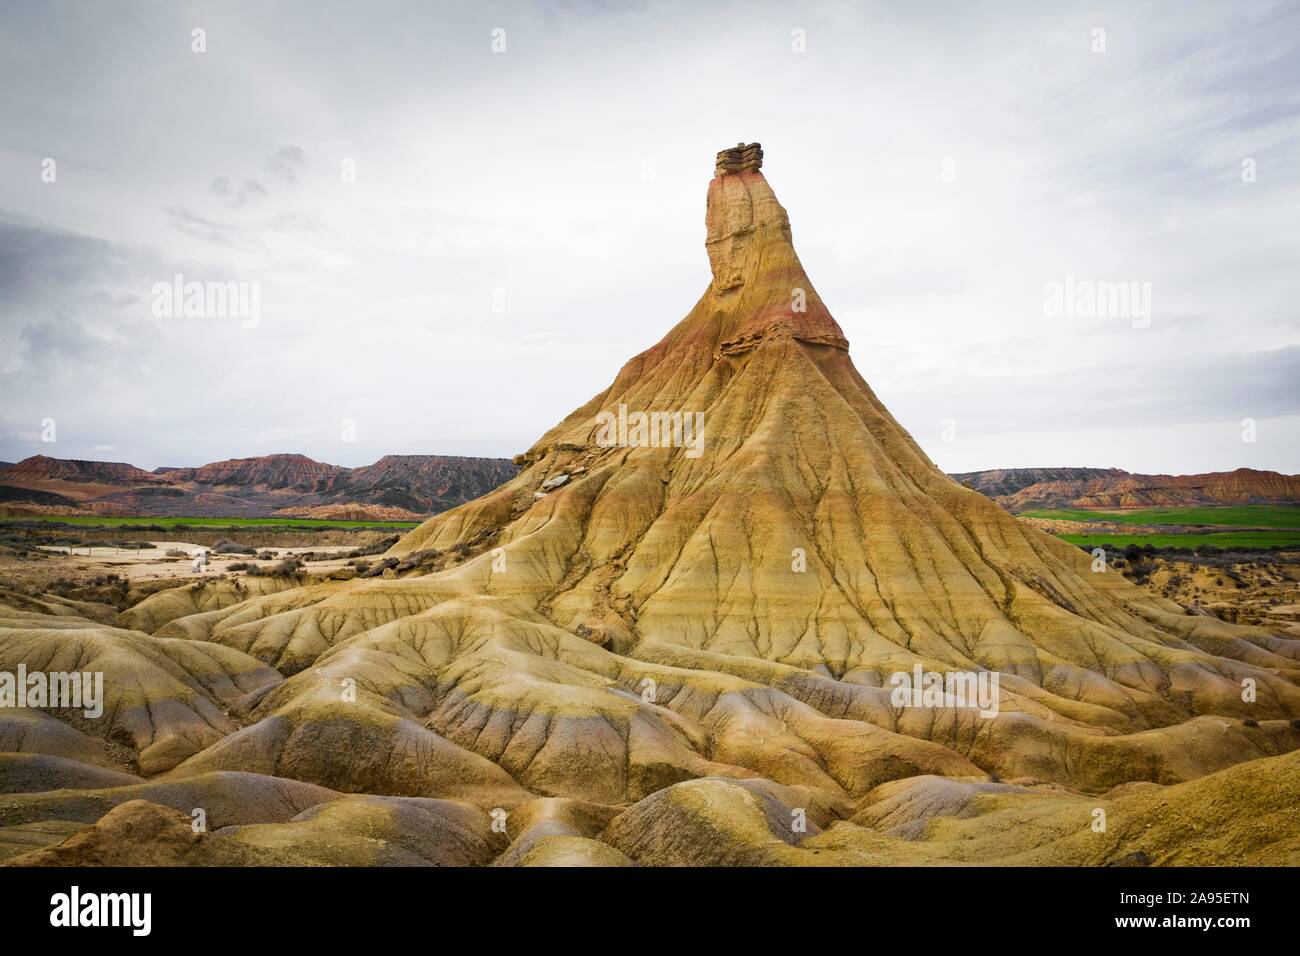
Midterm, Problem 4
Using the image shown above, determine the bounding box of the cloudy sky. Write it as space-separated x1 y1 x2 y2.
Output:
1 0 1297 474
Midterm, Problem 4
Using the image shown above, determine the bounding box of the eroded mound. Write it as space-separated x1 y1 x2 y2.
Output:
2 799 312 867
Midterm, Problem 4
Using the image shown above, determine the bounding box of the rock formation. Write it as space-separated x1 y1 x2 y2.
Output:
951 467 1128 500
155 454 344 490
0 453 516 518
2 144 1298 867
955 466 1300 511
0 456 170 504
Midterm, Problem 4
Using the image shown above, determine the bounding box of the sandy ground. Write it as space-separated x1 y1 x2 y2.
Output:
1142 552 1300 635
39 542 357 580
0 540 360 590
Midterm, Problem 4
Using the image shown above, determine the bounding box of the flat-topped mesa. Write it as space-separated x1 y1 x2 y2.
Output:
715 141 763 175
705 142 849 354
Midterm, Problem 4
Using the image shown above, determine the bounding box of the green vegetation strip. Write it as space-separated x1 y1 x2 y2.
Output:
1023 505 1300 528
1058 531 1300 550
0 515 421 530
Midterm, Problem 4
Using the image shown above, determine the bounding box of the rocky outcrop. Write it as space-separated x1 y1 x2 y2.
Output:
951 467 1126 499
956 466 1300 511
157 454 344 490
701 143 849 352
714 141 764 175
323 455 518 514
0 455 169 506
0 452 516 518
1 456 168 488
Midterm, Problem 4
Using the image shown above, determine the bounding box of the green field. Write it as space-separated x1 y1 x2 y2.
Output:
1023 505 1300 528
0 515 421 530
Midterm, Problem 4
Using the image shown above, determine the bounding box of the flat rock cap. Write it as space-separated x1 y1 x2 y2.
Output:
715 142 763 175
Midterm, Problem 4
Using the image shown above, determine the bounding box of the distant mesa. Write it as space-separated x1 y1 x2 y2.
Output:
954 466 1300 511
0 452 517 519
1 454 169 492
155 453 342 489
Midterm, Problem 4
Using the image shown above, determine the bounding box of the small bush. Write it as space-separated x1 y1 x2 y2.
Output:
212 539 254 555
272 556 304 577
1243 718 1259 728
362 557 400 578
397 548 441 572
227 562 254 571
345 535 401 559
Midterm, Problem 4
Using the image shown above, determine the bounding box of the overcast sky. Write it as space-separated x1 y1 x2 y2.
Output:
1 0 1297 474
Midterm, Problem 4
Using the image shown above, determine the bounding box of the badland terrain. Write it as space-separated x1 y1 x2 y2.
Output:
1 145 1297 867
